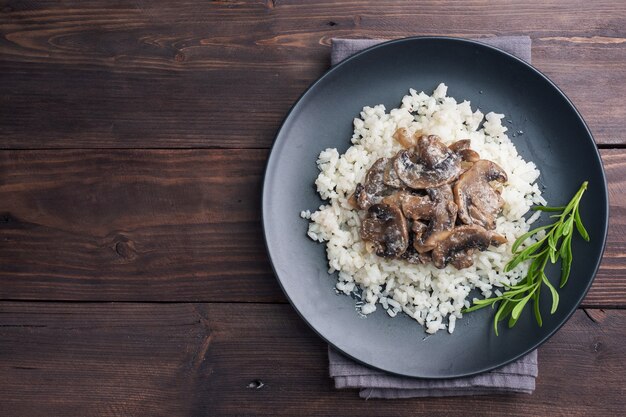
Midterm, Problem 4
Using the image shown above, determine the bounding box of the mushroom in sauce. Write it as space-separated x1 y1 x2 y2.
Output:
398 193 432 221
426 185 458 233
417 185 459 252
393 127 418 149
400 236 430 264
360 203 409 258
449 139 480 163
393 135 462 189
354 135 507 270
453 160 508 229
383 159 404 188
430 225 507 269
352 158 402 210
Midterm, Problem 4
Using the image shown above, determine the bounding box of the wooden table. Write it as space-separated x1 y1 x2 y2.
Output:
1 1 625 416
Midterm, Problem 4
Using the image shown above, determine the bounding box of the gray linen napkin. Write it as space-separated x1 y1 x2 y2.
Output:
328 36 537 399
331 36 532 66
329 347 538 399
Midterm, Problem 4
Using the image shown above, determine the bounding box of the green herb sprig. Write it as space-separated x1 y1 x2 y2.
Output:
463 181 590 335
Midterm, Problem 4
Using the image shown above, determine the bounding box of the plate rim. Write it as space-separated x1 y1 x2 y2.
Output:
262 36 609 379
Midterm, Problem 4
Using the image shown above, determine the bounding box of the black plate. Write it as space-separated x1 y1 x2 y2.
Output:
262 37 608 378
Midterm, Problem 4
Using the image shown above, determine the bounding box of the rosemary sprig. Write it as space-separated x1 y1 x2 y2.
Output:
463 181 590 335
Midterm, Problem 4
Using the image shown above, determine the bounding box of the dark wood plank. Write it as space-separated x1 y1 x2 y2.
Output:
0 149 280 301
1 0 625 148
588 149 626 306
1 149 624 305
0 302 624 416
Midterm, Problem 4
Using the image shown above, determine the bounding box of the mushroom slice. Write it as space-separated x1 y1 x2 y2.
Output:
411 185 458 253
430 225 507 269
352 158 390 210
383 159 405 188
453 159 508 230
449 248 476 270
449 139 480 163
402 220 431 264
400 194 433 221
401 239 430 264
411 220 428 238
381 190 410 207
426 185 458 233
393 135 462 189
397 193 436 253
393 127 418 149
417 135 454 167
449 139 471 153
458 149 480 163
360 203 409 258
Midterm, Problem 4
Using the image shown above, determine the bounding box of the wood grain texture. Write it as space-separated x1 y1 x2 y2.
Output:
1 1 625 414
1 148 624 305
0 149 279 301
0 302 624 417
1 0 626 148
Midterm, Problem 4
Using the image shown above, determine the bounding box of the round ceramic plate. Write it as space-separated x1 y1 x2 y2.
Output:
262 37 608 378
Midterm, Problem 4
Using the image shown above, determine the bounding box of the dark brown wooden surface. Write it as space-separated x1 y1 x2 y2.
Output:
1 0 626 416
0 303 624 417
1 0 626 148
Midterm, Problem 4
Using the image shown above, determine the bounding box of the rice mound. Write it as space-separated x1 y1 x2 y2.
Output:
301 83 544 334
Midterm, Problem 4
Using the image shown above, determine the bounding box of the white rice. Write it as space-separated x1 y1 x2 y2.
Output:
302 83 544 334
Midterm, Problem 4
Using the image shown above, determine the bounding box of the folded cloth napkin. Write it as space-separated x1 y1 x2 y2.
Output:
331 36 532 66
328 36 538 399
329 347 538 399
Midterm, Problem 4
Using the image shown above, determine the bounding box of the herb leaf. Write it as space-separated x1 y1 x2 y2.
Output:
574 207 590 241
511 293 533 320
541 272 560 314
533 291 543 327
463 181 589 334
531 206 566 212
